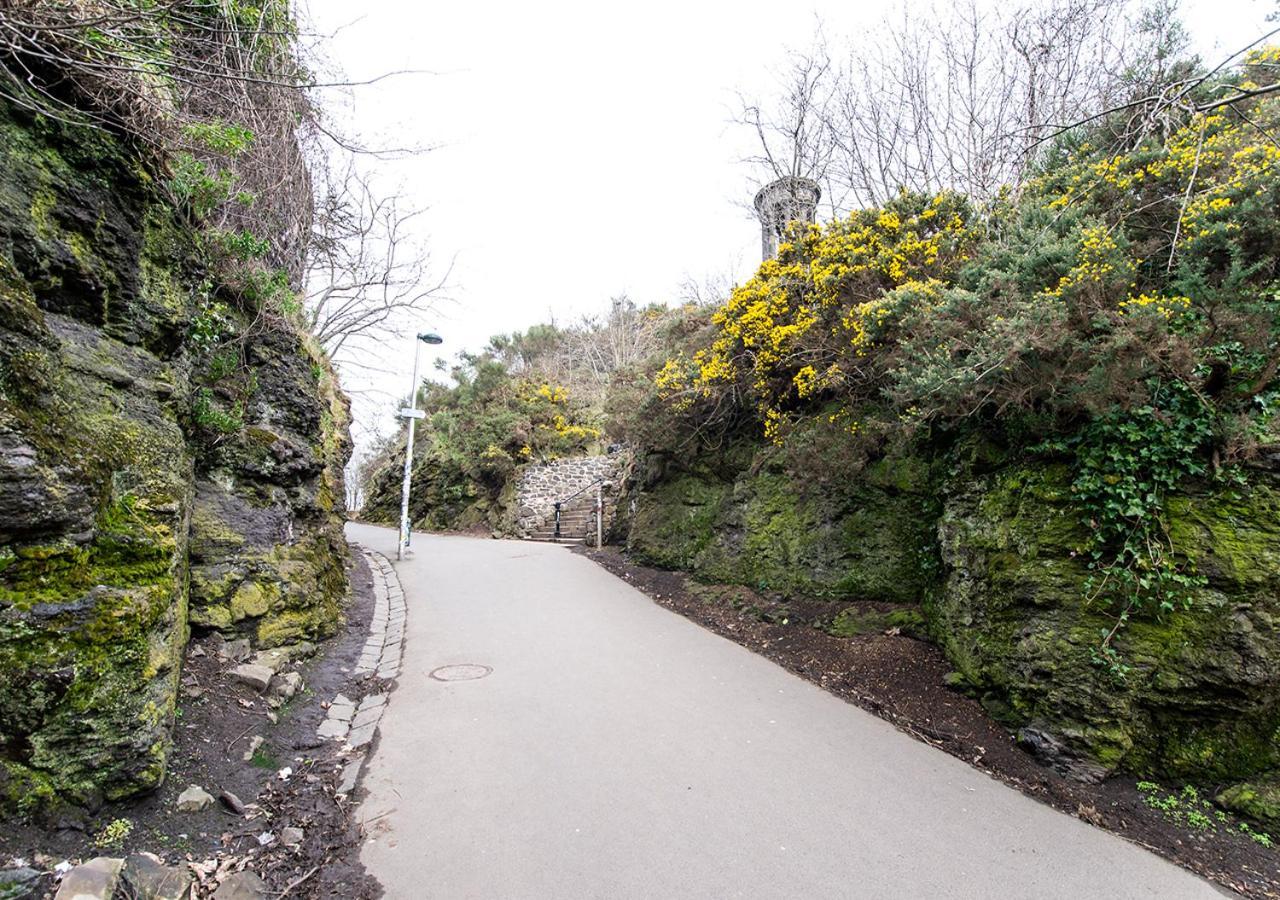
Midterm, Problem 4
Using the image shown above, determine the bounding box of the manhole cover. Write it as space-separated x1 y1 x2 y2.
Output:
429 664 492 682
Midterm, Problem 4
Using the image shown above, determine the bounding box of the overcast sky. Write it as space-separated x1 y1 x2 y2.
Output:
303 0 1276 457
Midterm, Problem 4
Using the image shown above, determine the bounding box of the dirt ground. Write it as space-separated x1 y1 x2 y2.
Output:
578 545 1280 899
0 547 386 899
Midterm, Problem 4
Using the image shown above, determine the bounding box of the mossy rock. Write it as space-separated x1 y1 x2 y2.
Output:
828 606 927 638
1218 777 1280 830
0 98 197 814
627 442 939 601
0 93 351 815
934 462 1280 784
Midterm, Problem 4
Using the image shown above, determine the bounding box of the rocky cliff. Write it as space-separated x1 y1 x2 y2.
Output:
935 462 1280 802
0 98 349 814
626 442 939 602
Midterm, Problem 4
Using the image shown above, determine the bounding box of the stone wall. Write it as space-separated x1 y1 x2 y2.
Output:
934 462 1280 793
515 453 624 534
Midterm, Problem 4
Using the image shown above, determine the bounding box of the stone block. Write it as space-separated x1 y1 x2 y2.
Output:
211 871 267 899
176 785 214 812
54 857 123 900
227 664 273 692
122 853 192 900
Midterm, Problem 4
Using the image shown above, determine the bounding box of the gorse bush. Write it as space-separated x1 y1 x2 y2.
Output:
651 55 1280 666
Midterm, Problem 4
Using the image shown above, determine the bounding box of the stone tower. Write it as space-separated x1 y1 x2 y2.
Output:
753 176 821 260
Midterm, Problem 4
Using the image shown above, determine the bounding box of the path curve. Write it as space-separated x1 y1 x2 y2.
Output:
347 523 1222 899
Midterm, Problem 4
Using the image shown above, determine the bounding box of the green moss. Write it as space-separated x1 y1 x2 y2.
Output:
628 441 938 602
0 760 58 817
828 606 927 638
29 186 56 238
628 475 730 570
933 461 1280 784
0 79 350 815
229 580 275 620
1166 484 1280 589
189 602 233 630
1218 777 1280 830
256 607 320 648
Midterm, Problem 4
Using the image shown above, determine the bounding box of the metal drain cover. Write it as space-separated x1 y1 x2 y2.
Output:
429 664 492 682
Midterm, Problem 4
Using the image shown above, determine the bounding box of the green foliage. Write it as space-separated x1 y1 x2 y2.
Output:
192 387 243 435
1033 382 1217 670
215 228 271 260
94 817 134 849
182 120 255 156
641 64 1280 668
168 154 235 218
1136 781 1273 846
362 346 604 531
249 745 280 770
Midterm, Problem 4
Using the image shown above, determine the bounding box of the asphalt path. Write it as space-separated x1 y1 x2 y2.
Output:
347 523 1221 899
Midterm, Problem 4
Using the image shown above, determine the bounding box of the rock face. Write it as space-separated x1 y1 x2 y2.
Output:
934 463 1280 784
186 324 350 647
0 98 349 813
0 100 196 811
626 445 938 601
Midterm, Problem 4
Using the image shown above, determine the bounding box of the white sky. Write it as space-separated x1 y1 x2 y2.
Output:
303 0 1275 458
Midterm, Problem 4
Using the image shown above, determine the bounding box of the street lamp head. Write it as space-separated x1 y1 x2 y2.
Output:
418 332 444 345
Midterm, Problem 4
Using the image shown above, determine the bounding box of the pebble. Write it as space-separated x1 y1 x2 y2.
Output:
53 857 122 900
216 639 251 663
0 867 41 897
219 790 246 815
122 852 192 900
242 735 264 762
211 871 268 899
176 785 214 812
227 664 273 692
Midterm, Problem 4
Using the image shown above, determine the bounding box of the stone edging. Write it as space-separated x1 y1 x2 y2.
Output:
316 547 406 796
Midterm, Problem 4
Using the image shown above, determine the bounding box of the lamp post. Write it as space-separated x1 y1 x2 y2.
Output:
398 331 443 560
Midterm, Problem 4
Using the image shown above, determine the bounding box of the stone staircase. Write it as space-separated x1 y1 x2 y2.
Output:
516 452 626 545
525 494 607 545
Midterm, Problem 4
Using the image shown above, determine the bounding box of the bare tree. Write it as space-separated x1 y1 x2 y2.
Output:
743 0 1192 214
737 39 846 217
305 158 450 362
677 261 740 307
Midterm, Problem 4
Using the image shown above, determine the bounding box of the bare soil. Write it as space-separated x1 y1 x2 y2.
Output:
578 545 1280 899
1 546 386 899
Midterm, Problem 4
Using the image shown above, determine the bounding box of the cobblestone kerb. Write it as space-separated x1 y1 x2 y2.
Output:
317 547 405 796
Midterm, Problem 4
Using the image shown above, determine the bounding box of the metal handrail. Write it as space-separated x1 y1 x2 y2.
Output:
552 476 609 540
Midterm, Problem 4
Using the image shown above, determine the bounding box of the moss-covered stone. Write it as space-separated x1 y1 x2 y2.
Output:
828 606 927 638
934 462 1280 783
0 99 195 812
627 442 938 601
1217 777 1280 830
186 332 350 648
0 95 350 816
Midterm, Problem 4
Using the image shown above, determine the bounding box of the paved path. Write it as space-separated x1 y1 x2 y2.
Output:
347 523 1221 899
